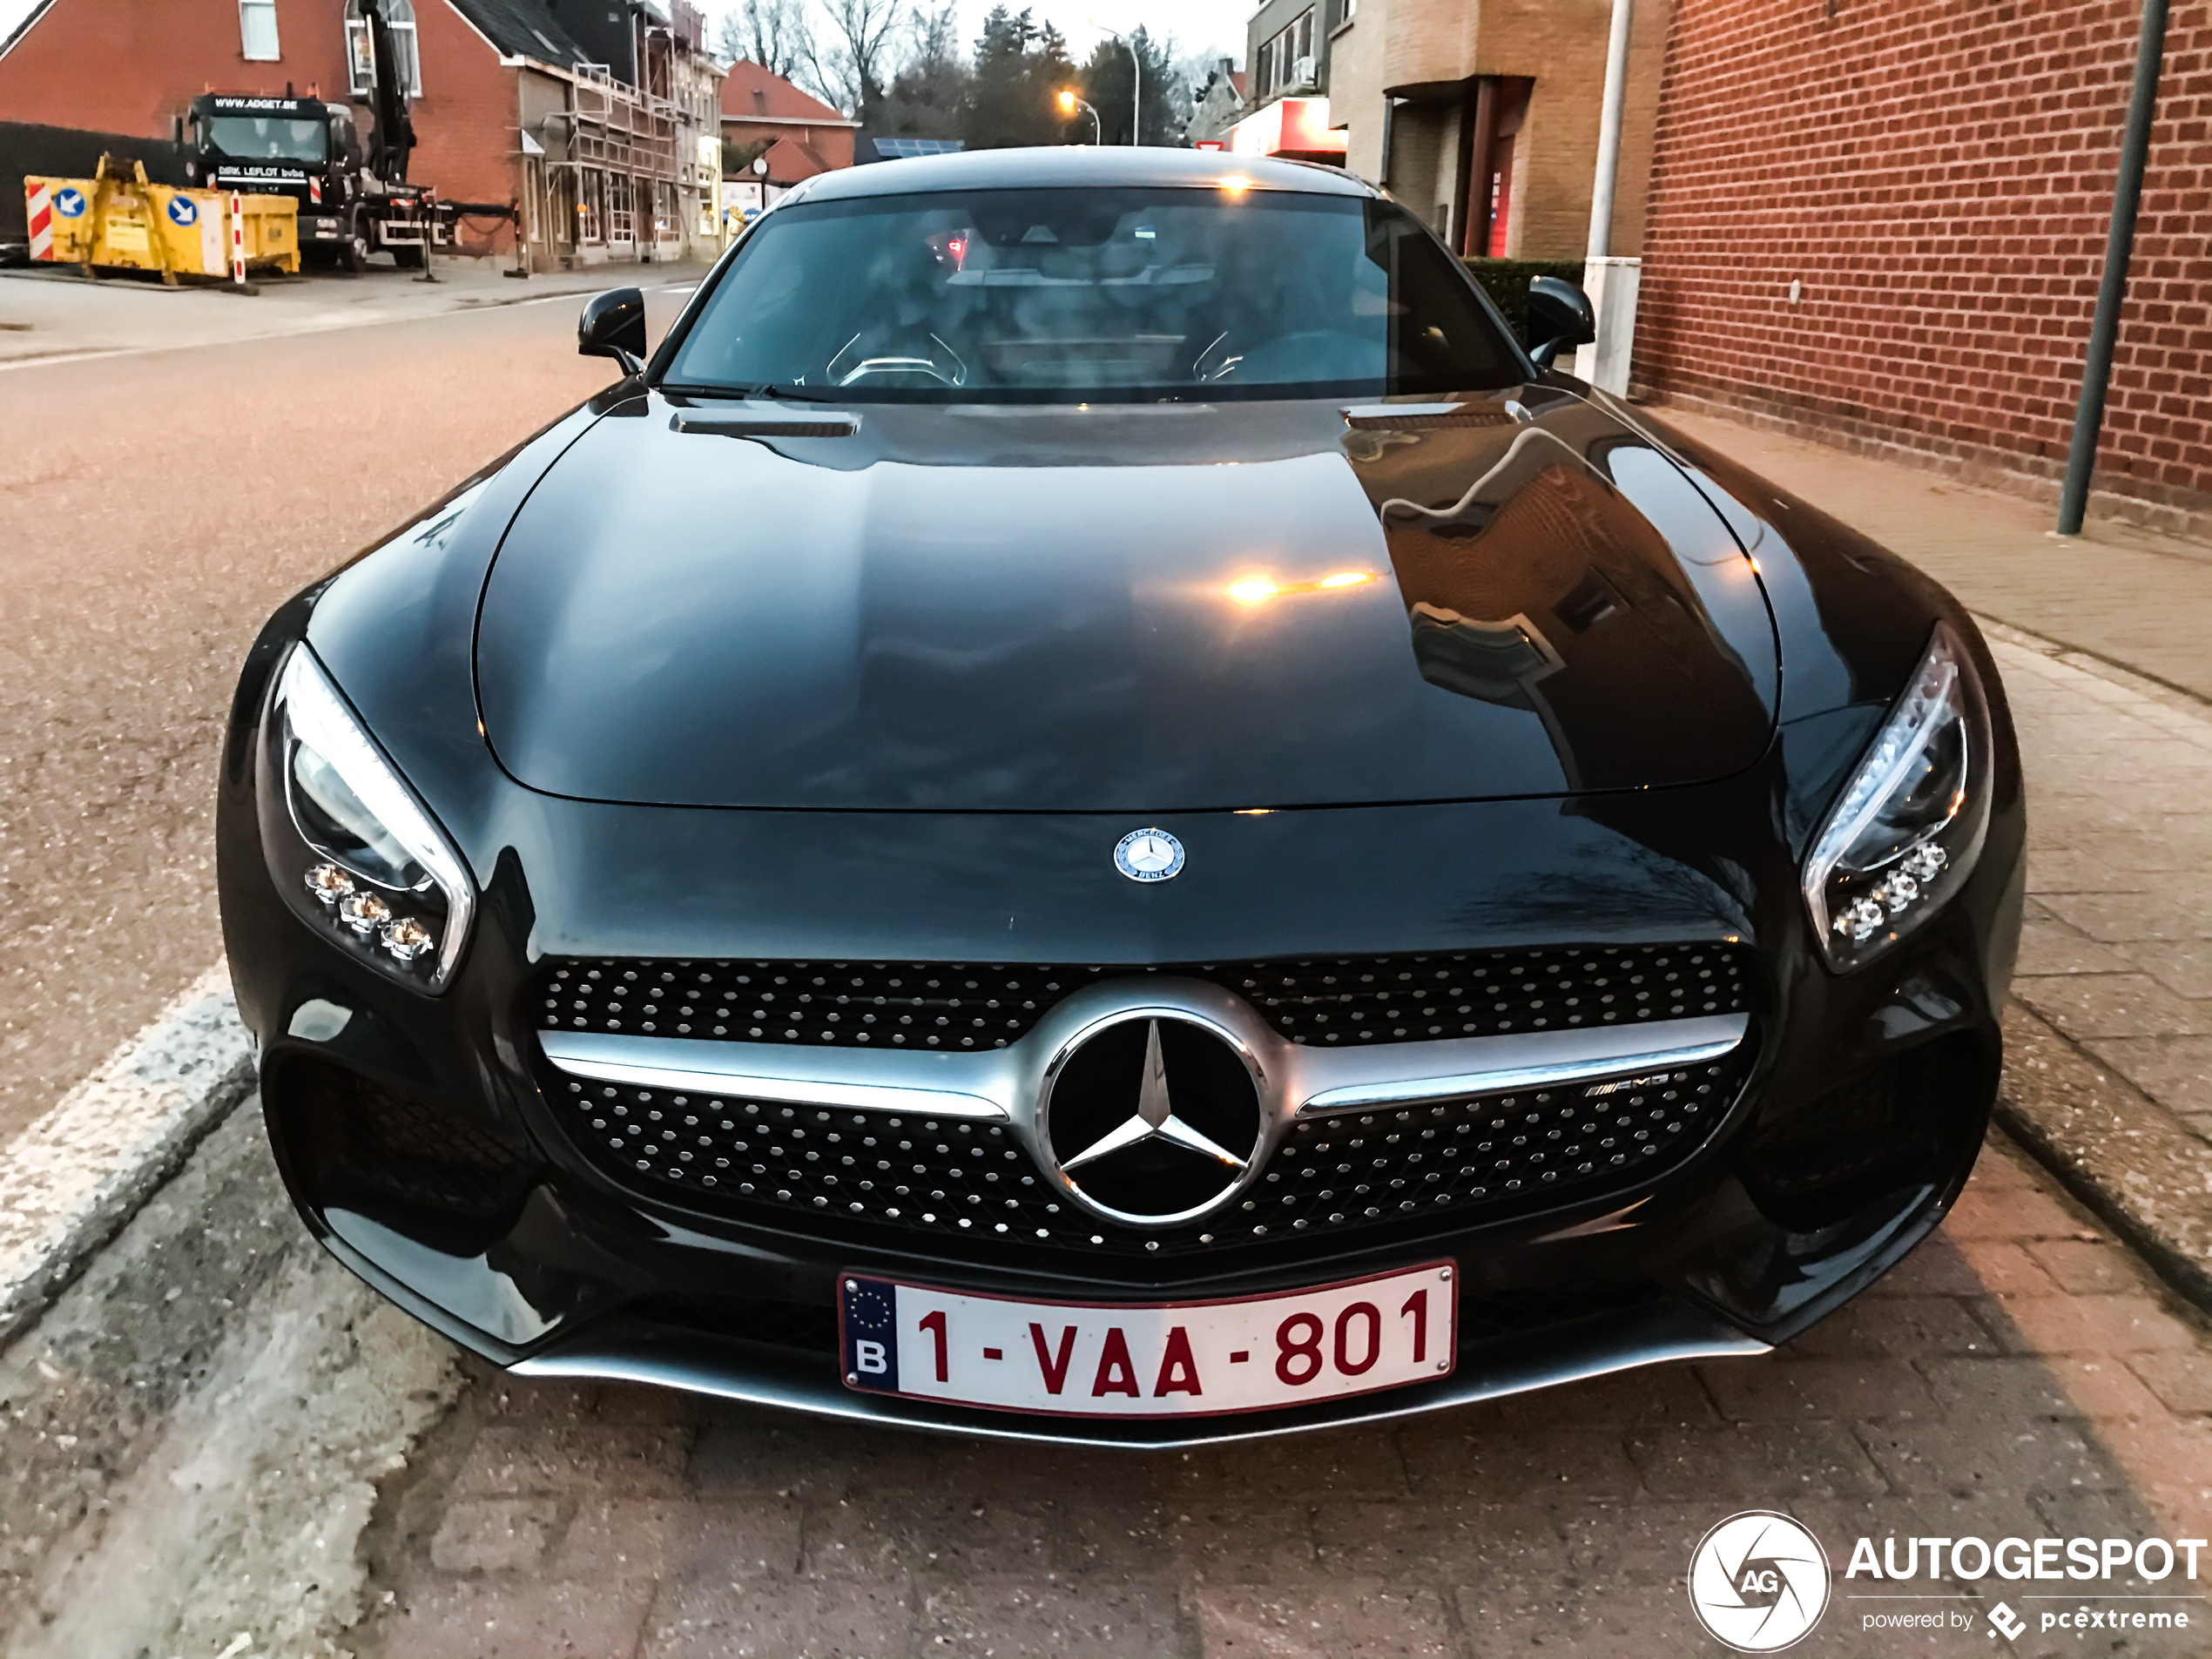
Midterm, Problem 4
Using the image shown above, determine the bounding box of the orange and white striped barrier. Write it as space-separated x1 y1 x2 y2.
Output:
25 179 53 261
229 190 246 286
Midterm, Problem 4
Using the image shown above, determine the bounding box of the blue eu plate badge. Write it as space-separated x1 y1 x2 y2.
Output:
842 1275 900 1389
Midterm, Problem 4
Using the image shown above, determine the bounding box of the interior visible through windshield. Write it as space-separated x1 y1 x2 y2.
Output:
204 116 327 163
663 185 1524 401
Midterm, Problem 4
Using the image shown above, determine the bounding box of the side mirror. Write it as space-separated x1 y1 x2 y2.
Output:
1525 276 1595 369
579 287 647 376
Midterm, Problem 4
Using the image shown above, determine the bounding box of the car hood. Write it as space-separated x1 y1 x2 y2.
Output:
474 388 1778 812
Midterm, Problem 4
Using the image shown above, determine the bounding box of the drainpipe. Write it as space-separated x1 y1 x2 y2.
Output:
1574 0 1640 393
2057 0 2171 536
1584 0 1635 263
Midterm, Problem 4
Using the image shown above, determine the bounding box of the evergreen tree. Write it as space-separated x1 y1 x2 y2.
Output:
962 7 1079 150
1076 27 1189 148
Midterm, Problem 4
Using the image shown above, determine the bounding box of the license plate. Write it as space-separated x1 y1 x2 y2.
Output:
839 1263 1456 1419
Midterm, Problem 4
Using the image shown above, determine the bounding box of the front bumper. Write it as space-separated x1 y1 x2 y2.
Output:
219 711 2023 1444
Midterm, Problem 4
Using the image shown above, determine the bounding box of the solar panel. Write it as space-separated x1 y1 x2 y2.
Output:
869 138 966 160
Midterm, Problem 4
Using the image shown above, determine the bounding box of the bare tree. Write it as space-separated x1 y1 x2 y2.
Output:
798 0 906 119
874 2 968 138
718 0 811 81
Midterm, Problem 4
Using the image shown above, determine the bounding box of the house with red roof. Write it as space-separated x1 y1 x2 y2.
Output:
719 60 857 189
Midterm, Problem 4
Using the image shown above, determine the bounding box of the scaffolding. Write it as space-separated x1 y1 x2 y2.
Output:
533 30 718 265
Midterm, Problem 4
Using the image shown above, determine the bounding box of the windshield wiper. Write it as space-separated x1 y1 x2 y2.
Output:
656 381 835 402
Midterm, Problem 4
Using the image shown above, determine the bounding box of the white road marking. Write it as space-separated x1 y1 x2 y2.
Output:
0 965 252 1343
0 276 687 374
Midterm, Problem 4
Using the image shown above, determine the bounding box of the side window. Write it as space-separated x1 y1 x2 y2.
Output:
345 1 424 97
387 0 423 96
239 0 280 59
347 17 374 94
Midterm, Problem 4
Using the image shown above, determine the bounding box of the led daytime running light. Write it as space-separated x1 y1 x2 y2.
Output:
1801 623 1991 971
276 648 475 988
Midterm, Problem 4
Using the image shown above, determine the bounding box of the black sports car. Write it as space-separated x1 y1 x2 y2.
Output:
218 149 2022 1446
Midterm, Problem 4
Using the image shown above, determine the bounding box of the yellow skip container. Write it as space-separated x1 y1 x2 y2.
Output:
25 158 299 279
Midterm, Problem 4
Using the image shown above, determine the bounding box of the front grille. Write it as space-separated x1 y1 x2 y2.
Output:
536 943 1752 1052
631 1295 844 1354
1458 1278 1657 1342
542 1042 1755 1270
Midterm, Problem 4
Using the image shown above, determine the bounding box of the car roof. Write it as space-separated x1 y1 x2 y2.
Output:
792 146 1374 205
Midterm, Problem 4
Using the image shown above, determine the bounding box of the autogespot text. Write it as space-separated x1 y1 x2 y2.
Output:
1849 1534 2204 1638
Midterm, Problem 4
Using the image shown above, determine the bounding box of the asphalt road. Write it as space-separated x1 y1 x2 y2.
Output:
0 282 655 1149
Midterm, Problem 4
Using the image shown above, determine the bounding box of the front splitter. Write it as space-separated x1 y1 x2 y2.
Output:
512 1297 1769 1449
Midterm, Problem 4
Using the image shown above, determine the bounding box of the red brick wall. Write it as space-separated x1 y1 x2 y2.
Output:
1633 0 2212 525
0 0 346 129
0 0 518 249
411 0 520 247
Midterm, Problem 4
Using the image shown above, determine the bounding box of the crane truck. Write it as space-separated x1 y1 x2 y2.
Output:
181 3 504 269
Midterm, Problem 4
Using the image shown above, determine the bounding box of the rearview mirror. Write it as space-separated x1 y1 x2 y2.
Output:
1526 277 1595 370
579 287 647 376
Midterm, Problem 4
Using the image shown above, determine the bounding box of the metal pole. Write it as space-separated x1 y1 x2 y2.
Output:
1585 0 1635 260
1125 35 1140 145
1088 20 1141 144
2057 0 2170 535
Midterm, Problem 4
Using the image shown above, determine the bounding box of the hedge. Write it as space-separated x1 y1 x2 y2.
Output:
1461 258 1586 341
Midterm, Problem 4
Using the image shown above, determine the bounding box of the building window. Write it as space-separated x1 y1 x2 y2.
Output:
578 168 605 243
1256 9 1316 99
345 1 423 97
606 172 635 245
239 0 280 59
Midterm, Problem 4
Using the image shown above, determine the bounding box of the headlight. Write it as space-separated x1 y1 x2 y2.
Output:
259 645 475 991
1802 623 1992 971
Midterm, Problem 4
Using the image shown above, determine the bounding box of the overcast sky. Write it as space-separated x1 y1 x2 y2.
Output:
0 0 1251 98
889 0 1249 74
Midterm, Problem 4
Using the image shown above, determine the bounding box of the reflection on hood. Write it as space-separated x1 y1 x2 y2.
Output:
1344 406 1772 792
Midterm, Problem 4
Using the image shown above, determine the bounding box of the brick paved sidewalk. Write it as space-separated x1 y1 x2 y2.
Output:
1657 410 2212 703
355 1136 2212 1658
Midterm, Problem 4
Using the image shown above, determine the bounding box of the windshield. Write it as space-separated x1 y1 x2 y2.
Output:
663 186 1523 401
204 116 327 164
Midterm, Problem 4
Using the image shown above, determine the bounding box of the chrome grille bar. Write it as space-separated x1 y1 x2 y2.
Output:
539 1011 1751 1123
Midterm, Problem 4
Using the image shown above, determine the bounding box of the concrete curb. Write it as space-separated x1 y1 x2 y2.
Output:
1977 618 2212 1312
1995 1003 2212 1311
0 965 255 1349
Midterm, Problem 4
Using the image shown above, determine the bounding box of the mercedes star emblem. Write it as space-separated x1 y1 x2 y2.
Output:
1114 826 1184 882
1062 1020 1249 1174
1040 1015 1264 1225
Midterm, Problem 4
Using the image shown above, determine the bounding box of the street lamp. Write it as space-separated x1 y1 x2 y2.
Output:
1055 87 1101 145
1088 21 1140 145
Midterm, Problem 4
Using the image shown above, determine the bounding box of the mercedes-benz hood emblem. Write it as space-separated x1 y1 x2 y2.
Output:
1114 827 1184 882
